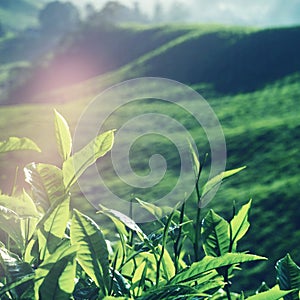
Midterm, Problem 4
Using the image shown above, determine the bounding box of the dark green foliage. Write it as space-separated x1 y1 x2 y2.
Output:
0 247 34 298
35 244 77 300
71 209 110 296
202 210 229 257
276 254 300 300
246 286 297 300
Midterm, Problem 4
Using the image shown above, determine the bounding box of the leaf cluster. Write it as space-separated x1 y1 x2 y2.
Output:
0 110 298 300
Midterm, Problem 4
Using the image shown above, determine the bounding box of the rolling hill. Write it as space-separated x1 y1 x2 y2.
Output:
0 0 44 31
0 23 300 291
8 24 300 101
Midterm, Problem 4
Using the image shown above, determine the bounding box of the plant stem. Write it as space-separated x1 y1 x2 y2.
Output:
7 235 10 251
194 155 205 261
156 247 164 287
174 201 185 273
129 198 134 247
156 210 175 286
11 166 19 196
194 202 201 261
224 281 232 300
109 250 119 295
225 208 234 300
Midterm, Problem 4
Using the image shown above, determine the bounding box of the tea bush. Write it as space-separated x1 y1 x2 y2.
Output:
0 110 299 299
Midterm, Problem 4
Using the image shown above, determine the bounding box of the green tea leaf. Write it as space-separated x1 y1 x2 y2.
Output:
20 216 39 249
70 209 110 295
230 199 252 245
0 273 34 298
159 245 176 280
98 204 146 241
276 254 300 300
0 137 41 153
0 205 24 250
38 254 76 300
110 268 131 297
157 208 177 281
201 166 246 201
196 276 225 294
136 284 202 300
202 210 230 257
63 130 114 189
188 139 200 178
35 239 72 266
97 207 128 238
97 208 128 269
0 204 19 220
170 253 266 284
54 109 72 161
21 190 40 218
24 163 65 212
35 243 78 300
0 192 39 218
37 197 70 260
0 246 34 298
247 285 295 300
135 198 173 221
24 236 39 264
132 260 147 296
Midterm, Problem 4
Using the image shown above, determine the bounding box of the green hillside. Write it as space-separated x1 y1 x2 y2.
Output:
0 0 43 31
10 24 300 101
0 23 300 291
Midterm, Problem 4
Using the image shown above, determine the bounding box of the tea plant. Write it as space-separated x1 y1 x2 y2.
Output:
0 110 299 299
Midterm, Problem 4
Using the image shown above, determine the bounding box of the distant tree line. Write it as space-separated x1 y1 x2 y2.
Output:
84 1 189 25
37 1 149 35
37 0 190 34
84 1 149 26
38 1 80 34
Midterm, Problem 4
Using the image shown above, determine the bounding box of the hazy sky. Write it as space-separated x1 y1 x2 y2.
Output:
71 0 300 27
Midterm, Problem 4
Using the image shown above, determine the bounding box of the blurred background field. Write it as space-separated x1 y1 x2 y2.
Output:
0 0 300 293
